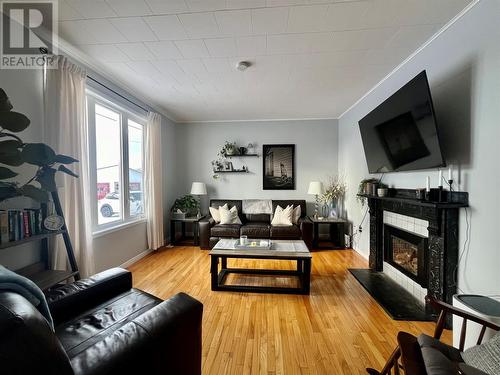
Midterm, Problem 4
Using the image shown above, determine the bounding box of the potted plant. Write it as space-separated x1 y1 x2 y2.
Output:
321 176 347 218
0 88 78 203
377 183 389 197
217 141 238 158
357 178 379 206
171 194 199 218
211 159 224 180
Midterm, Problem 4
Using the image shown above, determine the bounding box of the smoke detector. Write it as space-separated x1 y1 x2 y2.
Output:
236 61 251 71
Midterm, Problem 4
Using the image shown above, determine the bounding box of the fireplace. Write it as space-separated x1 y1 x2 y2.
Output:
351 188 468 323
384 224 428 287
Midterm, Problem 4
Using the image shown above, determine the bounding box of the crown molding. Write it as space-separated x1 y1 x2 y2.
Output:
176 117 338 124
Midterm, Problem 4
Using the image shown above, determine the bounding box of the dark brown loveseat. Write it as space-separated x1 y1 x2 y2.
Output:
199 199 313 250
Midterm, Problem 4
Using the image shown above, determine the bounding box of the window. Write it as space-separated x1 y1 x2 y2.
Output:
87 90 146 233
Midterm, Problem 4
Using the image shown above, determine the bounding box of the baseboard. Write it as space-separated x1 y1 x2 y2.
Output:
119 248 154 269
352 247 369 260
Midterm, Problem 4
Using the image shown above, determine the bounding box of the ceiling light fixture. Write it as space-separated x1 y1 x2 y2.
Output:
236 61 251 71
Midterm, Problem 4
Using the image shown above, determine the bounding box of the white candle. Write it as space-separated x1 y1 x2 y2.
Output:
426 176 430 192
448 166 452 181
438 170 443 186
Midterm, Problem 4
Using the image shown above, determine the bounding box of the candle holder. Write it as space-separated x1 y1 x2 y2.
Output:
448 179 454 203
425 190 431 201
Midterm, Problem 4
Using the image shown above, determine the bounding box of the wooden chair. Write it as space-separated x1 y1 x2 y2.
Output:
367 296 500 375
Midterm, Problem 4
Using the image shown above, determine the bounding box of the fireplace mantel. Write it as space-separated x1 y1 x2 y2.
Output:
358 188 468 320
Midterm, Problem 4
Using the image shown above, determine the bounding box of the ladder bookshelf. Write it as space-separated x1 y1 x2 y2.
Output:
1 191 80 291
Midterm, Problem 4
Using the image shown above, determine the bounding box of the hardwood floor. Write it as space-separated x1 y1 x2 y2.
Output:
128 246 450 375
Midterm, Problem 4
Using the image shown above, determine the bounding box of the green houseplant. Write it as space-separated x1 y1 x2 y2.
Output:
172 194 199 217
0 88 79 203
357 178 378 206
217 141 238 158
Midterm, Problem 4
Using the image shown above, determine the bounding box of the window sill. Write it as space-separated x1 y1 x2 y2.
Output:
93 218 147 238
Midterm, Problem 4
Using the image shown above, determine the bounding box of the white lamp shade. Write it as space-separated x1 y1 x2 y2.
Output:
307 181 324 195
190 182 207 195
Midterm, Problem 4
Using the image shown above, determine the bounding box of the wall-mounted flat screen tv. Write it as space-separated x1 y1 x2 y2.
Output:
358 70 445 173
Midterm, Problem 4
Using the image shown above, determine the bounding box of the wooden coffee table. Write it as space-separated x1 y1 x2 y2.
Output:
209 239 312 295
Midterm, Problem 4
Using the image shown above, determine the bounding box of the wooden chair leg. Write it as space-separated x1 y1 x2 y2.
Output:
366 346 401 375
394 360 400 375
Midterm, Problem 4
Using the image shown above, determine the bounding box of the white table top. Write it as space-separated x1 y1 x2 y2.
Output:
210 239 311 258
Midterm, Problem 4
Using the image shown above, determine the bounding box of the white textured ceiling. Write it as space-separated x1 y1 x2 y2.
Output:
57 0 473 122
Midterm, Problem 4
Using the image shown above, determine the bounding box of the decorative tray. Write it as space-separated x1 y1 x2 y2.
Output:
234 239 272 250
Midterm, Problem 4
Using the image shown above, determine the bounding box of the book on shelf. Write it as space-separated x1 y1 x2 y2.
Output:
0 208 45 244
0 211 8 244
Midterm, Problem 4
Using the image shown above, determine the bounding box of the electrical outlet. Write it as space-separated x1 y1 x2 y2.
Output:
359 225 363 233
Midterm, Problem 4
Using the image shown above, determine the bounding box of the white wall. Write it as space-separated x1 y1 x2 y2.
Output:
0 69 45 269
338 0 500 297
175 119 338 215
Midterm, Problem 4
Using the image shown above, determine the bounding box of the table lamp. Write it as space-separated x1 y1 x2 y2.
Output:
307 181 324 219
190 182 207 218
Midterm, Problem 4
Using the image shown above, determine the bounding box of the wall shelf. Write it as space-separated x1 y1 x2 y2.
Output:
226 154 259 158
213 169 248 173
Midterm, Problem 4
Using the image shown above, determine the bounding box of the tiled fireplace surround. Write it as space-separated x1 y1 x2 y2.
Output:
365 188 468 321
383 211 428 305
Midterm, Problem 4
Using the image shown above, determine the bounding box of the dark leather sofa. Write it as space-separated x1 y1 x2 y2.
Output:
0 268 203 375
199 199 313 250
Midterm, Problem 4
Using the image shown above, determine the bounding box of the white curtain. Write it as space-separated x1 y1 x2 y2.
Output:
43 56 95 277
144 112 164 250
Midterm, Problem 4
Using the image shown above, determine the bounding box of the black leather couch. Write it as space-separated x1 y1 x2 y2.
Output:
0 268 203 375
199 199 313 250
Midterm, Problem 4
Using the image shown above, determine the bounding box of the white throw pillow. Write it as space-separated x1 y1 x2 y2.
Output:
271 205 293 226
219 205 242 225
209 203 228 223
292 205 301 225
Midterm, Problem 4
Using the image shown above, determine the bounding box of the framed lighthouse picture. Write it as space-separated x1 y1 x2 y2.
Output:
262 144 295 190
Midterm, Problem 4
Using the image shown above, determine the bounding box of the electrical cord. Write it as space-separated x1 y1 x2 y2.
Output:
453 206 471 286
441 173 472 287
352 173 385 241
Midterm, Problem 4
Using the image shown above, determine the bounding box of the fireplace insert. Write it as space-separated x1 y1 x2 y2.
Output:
384 224 428 287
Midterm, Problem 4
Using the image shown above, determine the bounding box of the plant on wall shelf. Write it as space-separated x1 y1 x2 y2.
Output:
357 178 378 206
0 88 79 203
217 141 238 158
211 159 224 180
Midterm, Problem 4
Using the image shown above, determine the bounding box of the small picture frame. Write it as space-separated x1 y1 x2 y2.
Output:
224 161 233 171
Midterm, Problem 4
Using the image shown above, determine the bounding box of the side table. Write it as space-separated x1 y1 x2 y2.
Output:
170 215 206 246
309 216 346 250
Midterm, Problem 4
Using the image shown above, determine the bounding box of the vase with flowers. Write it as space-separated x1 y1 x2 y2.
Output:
321 176 347 218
